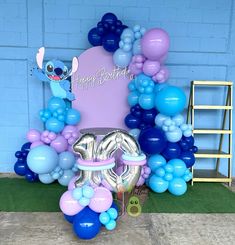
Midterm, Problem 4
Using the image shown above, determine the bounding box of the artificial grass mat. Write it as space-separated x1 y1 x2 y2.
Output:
0 178 235 213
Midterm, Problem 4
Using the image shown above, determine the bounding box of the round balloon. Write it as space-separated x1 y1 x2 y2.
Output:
58 170 75 186
65 109 81 125
149 175 169 193
113 48 132 68
59 151 75 170
39 173 54 184
46 117 64 133
88 27 102 46
48 97 66 112
162 142 181 160
168 178 187 196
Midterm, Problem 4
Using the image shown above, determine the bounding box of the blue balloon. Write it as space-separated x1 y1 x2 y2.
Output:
165 127 183 143
39 173 55 184
139 93 155 110
14 161 28 176
65 108 81 125
105 220 116 231
128 91 139 107
168 178 187 196
129 128 141 139
125 114 140 129
88 27 102 46
46 117 65 133
130 104 143 118
101 13 118 25
59 151 75 170
99 212 110 225
21 142 31 152
58 169 75 186
138 127 167 154
113 49 132 68
162 142 181 160
15 151 22 158
180 151 195 168
107 208 118 220
155 86 186 116
82 186 95 199
132 39 141 55
48 97 66 112
25 169 38 182
111 202 119 213
27 145 58 174
142 108 157 125
168 159 187 177
148 154 166 172
179 136 195 151
64 214 74 224
149 175 169 193
102 33 119 52
72 187 83 200
73 207 101 240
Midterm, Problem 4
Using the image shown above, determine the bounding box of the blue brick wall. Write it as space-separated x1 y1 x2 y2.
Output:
0 0 235 176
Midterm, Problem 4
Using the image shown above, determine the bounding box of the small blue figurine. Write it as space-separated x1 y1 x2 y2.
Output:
32 47 79 101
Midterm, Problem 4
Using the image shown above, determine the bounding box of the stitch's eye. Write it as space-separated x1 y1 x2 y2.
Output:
46 62 54 73
63 68 68 76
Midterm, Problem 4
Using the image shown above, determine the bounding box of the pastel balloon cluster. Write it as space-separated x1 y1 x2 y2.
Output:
88 13 127 53
125 104 158 130
136 165 151 186
147 155 192 196
113 25 146 68
99 207 118 231
60 186 115 239
27 145 77 186
39 97 81 133
14 142 38 182
155 113 192 143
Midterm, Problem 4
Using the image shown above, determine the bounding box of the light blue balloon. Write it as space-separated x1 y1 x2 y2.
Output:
172 114 184 126
134 73 152 89
105 220 117 231
148 154 166 172
139 93 155 110
107 208 118 220
128 91 139 106
65 108 81 125
166 127 183 143
168 178 187 196
155 86 186 116
149 175 169 193
129 128 141 140
48 97 66 112
121 28 134 41
99 212 110 225
58 169 75 186
72 187 83 200
168 159 187 177
154 167 166 177
184 129 192 137
164 164 174 173
82 185 94 199
113 48 132 68
59 151 75 170
46 117 65 133
164 173 173 181
39 173 54 184
27 145 58 174
183 173 192 182
79 197 90 207
155 114 169 127
133 39 141 55
154 83 168 93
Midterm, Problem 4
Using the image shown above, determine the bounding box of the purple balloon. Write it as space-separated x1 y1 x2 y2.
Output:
50 135 68 153
141 28 170 60
129 62 142 75
27 129 41 143
143 60 160 76
60 190 84 216
68 176 77 191
89 187 113 213
30 141 44 149
136 176 145 186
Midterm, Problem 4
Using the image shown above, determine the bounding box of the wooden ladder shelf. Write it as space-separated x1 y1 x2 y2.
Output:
187 80 233 186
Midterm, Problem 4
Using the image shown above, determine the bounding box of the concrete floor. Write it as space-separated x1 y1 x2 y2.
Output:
0 178 235 245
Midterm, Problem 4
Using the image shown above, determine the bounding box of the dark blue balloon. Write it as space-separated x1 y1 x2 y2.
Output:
73 207 101 240
130 104 143 118
21 142 31 152
102 33 119 52
125 114 140 129
162 142 181 160
64 214 74 224
180 151 195 168
101 13 118 26
179 136 194 151
139 122 151 131
21 151 28 158
111 202 119 213
142 108 157 124
14 161 28 176
15 151 22 158
88 27 102 46
25 169 38 182
138 127 167 155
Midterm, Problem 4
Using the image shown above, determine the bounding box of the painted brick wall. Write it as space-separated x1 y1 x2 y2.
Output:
0 0 235 176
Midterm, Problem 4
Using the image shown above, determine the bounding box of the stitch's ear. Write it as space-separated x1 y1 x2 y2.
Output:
36 47 45 69
70 57 79 75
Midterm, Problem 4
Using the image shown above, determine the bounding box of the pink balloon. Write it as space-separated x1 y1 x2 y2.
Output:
62 125 78 135
129 62 142 75
143 60 160 76
30 141 44 149
48 132 57 140
42 130 49 137
141 28 170 60
50 135 68 153
89 187 113 212
59 190 84 215
68 176 77 191
27 129 41 143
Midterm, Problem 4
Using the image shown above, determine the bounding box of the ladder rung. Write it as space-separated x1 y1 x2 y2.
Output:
192 105 232 110
193 129 232 134
195 150 231 158
192 81 232 86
